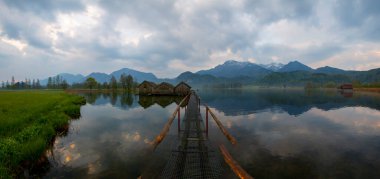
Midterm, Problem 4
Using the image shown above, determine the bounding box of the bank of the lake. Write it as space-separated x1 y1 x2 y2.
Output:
354 87 380 93
0 91 85 178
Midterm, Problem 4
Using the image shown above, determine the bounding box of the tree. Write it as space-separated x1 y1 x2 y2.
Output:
120 73 127 91
47 77 52 89
62 80 69 89
25 78 29 89
110 76 118 90
102 82 109 89
126 75 133 92
85 77 97 90
32 79 36 89
11 76 15 86
55 75 61 89
324 81 336 88
36 79 41 89
1 81 4 89
305 82 316 89
352 80 362 88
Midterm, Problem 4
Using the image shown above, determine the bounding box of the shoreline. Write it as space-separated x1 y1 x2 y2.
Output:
354 88 380 93
0 91 86 178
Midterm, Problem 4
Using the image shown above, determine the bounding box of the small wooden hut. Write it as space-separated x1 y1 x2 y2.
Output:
153 82 174 95
138 81 157 95
338 84 353 90
174 81 191 96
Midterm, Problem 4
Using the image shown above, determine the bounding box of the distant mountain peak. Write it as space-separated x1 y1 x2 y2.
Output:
259 62 285 71
196 60 270 78
222 60 251 66
224 59 238 64
110 68 157 82
89 72 108 75
278 60 313 72
315 66 346 74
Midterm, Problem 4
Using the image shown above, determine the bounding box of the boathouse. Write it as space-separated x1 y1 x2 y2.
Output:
138 81 157 95
338 84 353 90
174 81 191 95
137 81 191 96
153 82 175 95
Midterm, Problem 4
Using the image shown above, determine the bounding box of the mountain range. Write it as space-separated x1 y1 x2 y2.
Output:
41 68 158 85
42 60 380 87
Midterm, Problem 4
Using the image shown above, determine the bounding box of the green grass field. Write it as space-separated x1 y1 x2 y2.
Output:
0 91 86 178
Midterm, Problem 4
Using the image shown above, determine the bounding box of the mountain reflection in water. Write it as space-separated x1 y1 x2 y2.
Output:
38 89 380 179
199 89 380 116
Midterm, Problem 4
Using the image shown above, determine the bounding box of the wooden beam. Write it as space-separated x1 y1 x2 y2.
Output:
219 144 253 179
151 94 190 149
206 106 237 145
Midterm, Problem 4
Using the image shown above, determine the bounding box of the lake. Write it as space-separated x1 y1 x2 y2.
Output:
40 89 380 178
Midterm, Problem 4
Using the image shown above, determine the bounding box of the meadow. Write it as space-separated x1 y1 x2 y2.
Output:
0 91 85 178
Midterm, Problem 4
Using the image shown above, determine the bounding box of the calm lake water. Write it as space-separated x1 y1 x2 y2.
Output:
41 89 380 178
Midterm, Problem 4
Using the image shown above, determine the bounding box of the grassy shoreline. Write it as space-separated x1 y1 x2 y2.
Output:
0 91 86 178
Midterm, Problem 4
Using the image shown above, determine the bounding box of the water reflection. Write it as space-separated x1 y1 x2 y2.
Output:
43 93 182 178
83 92 138 108
199 89 380 116
205 98 380 178
138 95 184 108
40 90 380 178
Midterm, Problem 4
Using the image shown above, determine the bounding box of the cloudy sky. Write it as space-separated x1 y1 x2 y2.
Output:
1 0 380 81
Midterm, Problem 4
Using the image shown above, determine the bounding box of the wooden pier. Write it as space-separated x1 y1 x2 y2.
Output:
151 91 253 179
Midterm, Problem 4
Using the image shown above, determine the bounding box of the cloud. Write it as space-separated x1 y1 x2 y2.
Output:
0 0 379 81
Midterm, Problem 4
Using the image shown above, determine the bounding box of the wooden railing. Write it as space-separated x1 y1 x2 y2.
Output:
205 106 237 145
219 144 254 179
204 104 253 179
151 94 190 149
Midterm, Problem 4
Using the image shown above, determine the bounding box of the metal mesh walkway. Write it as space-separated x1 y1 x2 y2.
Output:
159 92 224 178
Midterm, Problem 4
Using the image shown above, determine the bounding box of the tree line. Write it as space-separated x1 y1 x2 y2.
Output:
1 73 138 91
47 75 69 89
1 76 42 89
71 73 138 91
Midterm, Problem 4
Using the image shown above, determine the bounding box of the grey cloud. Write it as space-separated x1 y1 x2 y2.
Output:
333 0 380 41
300 45 343 64
98 0 179 30
334 0 380 27
244 0 316 24
252 43 343 64
3 0 85 21
0 0 379 80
